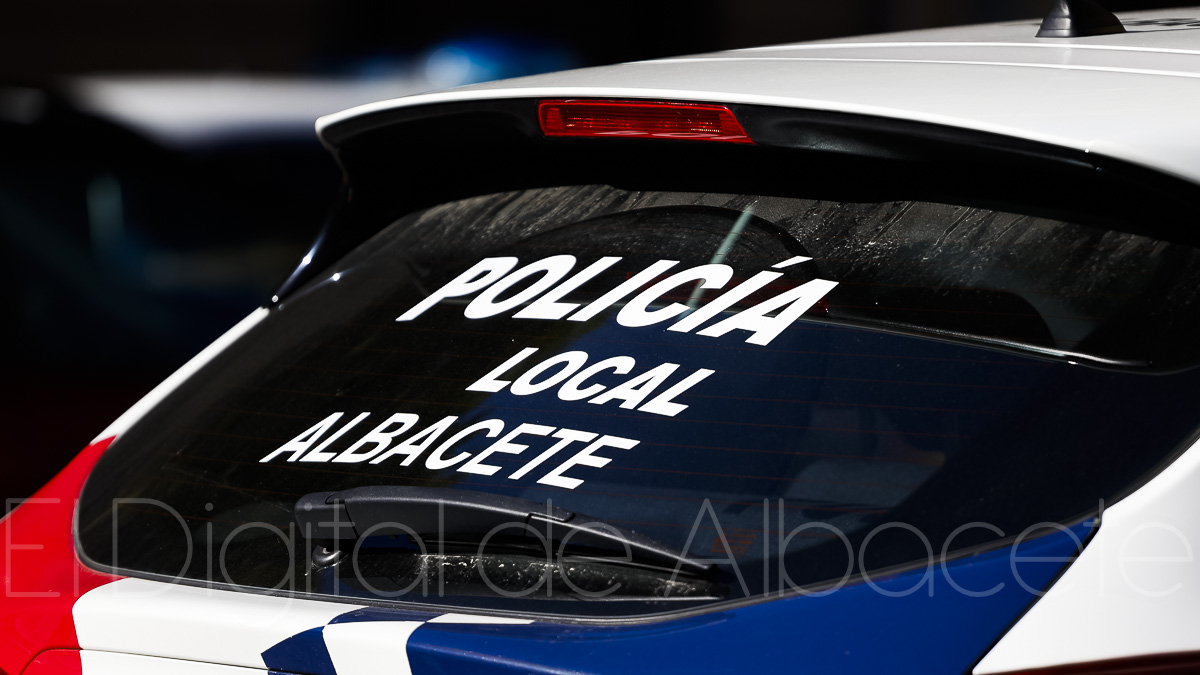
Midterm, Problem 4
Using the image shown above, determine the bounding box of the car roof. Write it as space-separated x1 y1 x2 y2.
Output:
318 7 1200 184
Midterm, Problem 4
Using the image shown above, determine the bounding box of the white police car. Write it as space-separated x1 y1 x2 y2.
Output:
6 3 1200 674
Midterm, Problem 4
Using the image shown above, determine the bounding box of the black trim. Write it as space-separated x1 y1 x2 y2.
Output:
74 471 1102 627
278 97 1200 303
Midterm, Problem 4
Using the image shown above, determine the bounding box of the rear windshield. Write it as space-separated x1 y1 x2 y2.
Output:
78 184 1200 618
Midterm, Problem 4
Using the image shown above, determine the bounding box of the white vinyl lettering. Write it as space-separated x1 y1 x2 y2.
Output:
368 415 457 466
396 255 839 350
314 254 844 488
465 347 540 393
460 423 555 476
396 257 517 321
508 428 599 480
470 348 711 417
509 351 590 396
538 435 639 489
772 256 812 269
589 363 680 409
637 368 716 417
258 412 344 463
698 279 839 346
464 255 576 319
557 356 636 401
567 259 679 322
332 413 420 463
616 264 733 328
513 256 622 320
300 412 371 462
424 419 505 471
667 270 782 334
263 414 635 490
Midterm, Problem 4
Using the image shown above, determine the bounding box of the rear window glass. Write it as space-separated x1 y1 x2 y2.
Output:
78 184 1200 618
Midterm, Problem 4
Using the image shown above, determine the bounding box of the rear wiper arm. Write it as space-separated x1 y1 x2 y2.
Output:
295 486 711 576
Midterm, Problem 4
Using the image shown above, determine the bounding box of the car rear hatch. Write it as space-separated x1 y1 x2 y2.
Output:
41 93 1200 673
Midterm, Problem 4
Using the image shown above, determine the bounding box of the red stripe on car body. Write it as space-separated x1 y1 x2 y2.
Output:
0 438 121 675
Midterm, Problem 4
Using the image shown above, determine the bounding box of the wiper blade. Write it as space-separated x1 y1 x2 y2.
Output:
295 486 710 576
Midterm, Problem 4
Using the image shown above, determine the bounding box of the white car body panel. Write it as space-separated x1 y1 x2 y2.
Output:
974 431 1200 673
72 578 533 674
320 621 426 675
74 578 365 669
80 651 268 675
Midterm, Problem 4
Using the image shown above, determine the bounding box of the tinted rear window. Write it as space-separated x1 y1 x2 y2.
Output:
78 184 1200 618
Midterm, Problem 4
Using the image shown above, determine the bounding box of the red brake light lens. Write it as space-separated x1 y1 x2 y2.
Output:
538 99 753 143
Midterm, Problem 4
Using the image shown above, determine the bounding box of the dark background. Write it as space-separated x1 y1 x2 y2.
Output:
0 2 1051 80
1 0 1189 508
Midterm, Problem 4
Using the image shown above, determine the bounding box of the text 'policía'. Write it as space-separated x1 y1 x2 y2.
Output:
396 254 837 347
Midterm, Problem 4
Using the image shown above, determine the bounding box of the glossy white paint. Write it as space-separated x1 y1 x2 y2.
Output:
80 651 266 675
322 621 425 675
974 433 1200 674
317 8 1200 185
72 577 539 672
315 614 532 674
665 48 1200 78
74 578 364 669
778 10 1200 50
426 612 533 624
91 307 269 444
